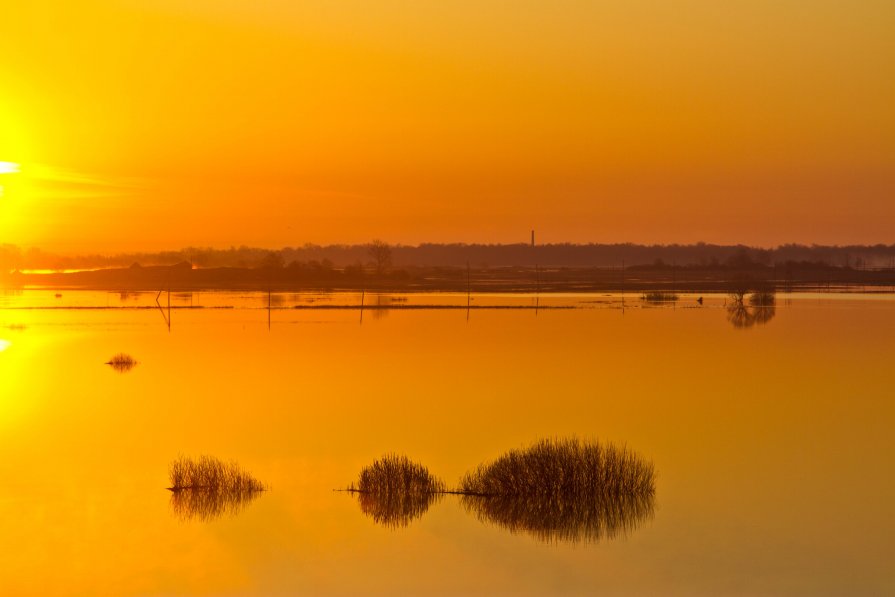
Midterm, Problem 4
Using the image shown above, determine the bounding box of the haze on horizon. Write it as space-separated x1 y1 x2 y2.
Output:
1 1 893 253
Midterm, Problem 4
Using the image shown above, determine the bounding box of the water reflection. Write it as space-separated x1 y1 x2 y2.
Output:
726 289 777 329
726 303 776 329
169 488 264 522
461 492 655 544
353 489 444 529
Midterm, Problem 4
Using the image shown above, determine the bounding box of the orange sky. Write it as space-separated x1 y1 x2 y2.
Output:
1 1 893 251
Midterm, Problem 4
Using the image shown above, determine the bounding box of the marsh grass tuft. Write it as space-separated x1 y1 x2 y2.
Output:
106 353 138 373
167 455 266 522
460 438 655 498
169 455 266 492
641 291 679 303
458 438 656 543
348 454 446 528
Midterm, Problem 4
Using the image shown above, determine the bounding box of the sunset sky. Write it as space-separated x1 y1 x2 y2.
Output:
1 1 893 252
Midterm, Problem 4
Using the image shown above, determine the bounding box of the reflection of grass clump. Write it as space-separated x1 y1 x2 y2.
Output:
641 291 679 303
460 438 655 498
169 455 266 492
170 487 263 522
349 454 446 528
106 353 138 373
461 491 655 544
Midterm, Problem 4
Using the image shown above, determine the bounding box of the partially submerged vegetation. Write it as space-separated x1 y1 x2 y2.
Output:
342 440 657 540
169 455 266 492
458 438 656 544
726 283 777 329
168 456 267 522
460 438 655 499
348 454 446 528
351 454 446 495
105 353 138 373
641 291 679 303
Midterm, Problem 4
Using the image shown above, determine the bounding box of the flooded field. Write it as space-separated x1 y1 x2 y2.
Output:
1 290 893 596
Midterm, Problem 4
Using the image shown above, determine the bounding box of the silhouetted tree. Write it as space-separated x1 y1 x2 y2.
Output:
368 240 392 274
258 251 284 269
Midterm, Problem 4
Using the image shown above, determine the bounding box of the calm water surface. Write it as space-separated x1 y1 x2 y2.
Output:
1 291 893 596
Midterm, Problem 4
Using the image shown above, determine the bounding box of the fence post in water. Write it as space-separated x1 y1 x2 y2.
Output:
622 259 625 315
466 261 471 321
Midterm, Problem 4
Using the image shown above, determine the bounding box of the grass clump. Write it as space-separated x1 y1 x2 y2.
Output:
169 455 266 492
641 291 679 303
460 438 655 498
459 438 656 544
352 453 445 495
106 353 138 373
348 454 446 528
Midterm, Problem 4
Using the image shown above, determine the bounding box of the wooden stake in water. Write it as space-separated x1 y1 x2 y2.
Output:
466 261 471 321
621 259 626 313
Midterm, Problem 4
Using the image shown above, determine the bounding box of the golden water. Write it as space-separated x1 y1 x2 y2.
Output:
1 291 892 595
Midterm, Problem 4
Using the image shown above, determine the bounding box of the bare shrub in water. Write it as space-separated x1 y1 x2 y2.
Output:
352 454 445 495
459 438 656 543
169 455 266 492
641 291 679 303
349 454 446 528
167 456 266 522
106 353 138 373
460 438 655 498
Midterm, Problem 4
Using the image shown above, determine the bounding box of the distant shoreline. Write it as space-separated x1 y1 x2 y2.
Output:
3 263 894 294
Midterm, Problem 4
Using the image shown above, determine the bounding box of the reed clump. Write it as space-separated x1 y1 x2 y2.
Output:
168 455 266 492
348 454 446 528
460 438 655 499
106 353 138 372
458 438 656 543
351 453 446 495
641 291 679 303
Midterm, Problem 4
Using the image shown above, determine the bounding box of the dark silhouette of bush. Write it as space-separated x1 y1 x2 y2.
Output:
348 454 445 528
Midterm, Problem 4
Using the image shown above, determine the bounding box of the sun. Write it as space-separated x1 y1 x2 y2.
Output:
0 161 20 175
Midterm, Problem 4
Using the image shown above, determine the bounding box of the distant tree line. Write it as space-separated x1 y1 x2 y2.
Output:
3 241 895 273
